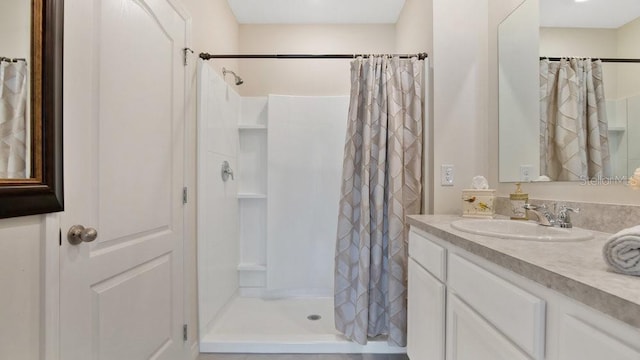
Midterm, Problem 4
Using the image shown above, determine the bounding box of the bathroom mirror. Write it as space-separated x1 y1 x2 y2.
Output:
498 0 640 182
0 0 63 218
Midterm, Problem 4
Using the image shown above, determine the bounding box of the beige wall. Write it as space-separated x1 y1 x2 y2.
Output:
540 27 618 57
0 0 31 57
396 0 433 54
396 0 434 212
238 24 396 96
616 16 640 99
538 19 640 100
182 0 240 83
540 27 619 98
431 0 490 214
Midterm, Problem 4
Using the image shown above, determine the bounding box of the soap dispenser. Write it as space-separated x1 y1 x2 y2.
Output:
510 183 528 220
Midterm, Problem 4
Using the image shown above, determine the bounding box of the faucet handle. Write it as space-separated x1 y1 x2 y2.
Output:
557 206 579 228
523 203 540 210
560 205 579 213
558 205 580 215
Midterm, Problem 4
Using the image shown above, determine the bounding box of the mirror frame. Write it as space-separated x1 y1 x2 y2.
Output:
0 0 63 219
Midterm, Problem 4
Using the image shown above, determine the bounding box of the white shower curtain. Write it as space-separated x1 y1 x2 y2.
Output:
334 56 423 347
0 60 28 179
540 58 611 181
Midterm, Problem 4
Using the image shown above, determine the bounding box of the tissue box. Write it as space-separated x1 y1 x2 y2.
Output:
462 189 496 218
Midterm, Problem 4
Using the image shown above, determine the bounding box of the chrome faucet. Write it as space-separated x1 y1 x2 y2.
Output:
523 203 555 226
524 203 579 228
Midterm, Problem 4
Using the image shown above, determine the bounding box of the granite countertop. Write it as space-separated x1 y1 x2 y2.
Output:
407 214 640 329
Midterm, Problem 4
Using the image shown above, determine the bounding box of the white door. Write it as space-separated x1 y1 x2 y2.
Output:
60 0 189 359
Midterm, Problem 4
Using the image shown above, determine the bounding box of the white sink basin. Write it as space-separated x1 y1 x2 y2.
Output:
450 219 593 242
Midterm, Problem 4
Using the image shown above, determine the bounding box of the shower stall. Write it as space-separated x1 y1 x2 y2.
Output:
196 54 429 354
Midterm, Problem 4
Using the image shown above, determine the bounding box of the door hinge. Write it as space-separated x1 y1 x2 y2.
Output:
182 187 188 204
59 228 62 246
183 324 188 342
183 48 194 66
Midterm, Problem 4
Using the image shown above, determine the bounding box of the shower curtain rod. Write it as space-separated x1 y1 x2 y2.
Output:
199 52 428 60
540 57 640 63
0 57 27 63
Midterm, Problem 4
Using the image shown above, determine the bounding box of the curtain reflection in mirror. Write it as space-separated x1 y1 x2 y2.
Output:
0 58 28 179
540 58 612 181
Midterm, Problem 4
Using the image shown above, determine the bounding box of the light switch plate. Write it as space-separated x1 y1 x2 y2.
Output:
441 164 454 186
520 165 533 182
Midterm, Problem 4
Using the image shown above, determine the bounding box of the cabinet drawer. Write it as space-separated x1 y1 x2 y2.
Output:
448 253 545 359
409 229 446 281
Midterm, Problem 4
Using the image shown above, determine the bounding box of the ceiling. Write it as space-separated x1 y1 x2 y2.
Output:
227 0 406 24
540 0 640 29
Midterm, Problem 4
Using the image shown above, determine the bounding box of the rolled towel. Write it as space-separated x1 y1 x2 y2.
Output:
603 225 640 276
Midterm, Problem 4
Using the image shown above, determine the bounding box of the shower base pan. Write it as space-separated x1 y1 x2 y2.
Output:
200 296 406 354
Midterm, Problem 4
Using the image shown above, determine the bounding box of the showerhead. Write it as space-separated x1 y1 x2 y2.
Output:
222 67 244 86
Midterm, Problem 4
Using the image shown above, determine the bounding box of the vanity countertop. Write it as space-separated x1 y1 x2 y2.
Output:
407 214 640 329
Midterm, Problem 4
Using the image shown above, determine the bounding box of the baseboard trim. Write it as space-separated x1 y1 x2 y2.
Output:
199 339 406 354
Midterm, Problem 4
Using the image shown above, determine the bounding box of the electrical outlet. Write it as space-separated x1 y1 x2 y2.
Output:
520 165 533 182
441 164 454 186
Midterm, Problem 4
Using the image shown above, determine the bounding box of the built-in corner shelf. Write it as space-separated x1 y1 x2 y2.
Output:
237 263 267 289
238 98 268 293
238 124 267 130
608 126 626 132
237 263 267 272
237 192 267 199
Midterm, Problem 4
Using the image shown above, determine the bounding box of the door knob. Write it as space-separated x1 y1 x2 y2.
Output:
67 225 98 245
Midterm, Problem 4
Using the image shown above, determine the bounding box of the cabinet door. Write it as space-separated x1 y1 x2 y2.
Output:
447 294 531 360
448 253 545 359
408 258 446 360
559 315 640 360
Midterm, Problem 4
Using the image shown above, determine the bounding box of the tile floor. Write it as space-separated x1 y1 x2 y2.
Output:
199 354 409 360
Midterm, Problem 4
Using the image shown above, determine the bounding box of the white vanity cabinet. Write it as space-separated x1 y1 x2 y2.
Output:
407 226 640 360
408 228 541 360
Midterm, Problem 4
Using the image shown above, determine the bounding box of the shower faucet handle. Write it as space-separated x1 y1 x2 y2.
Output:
221 161 234 181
